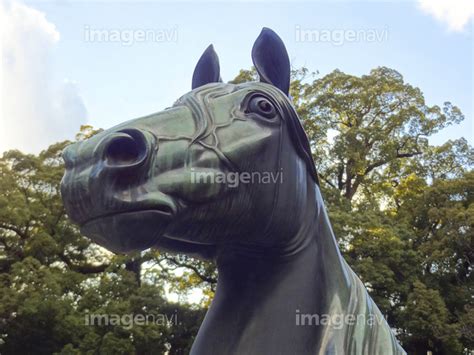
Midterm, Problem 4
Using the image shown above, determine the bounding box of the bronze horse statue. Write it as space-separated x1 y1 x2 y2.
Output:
61 28 405 354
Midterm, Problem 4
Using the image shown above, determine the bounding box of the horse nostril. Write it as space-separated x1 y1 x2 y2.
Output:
103 130 148 168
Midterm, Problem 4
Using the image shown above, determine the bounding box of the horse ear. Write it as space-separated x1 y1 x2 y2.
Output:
251 28 290 96
192 44 222 89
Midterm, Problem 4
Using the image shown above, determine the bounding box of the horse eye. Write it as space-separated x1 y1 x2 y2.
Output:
248 96 277 119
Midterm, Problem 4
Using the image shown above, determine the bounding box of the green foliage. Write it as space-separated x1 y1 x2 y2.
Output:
400 280 463 353
0 67 472 354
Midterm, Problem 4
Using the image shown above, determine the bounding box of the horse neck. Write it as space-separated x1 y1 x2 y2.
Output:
190 183 353 354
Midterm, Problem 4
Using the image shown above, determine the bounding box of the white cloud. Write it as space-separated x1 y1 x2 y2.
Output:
417 0 474 32
0 1 87 154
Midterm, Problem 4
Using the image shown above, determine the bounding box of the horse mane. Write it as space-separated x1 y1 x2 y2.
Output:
263 84 319 185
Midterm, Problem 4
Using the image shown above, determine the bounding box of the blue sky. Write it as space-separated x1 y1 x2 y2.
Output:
1 0 473 152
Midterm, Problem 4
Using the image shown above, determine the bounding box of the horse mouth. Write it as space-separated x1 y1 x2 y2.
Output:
79 206 174 227
79 208 174 253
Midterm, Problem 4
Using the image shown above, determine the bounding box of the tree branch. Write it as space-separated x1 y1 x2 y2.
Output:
162 256 217 284
58 253 110 274
0 223 28 239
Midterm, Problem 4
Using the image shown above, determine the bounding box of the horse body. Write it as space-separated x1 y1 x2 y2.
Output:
61 28 405 354
192 184 403 355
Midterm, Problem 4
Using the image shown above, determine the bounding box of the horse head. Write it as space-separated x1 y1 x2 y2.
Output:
61 28 318 258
